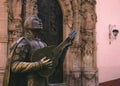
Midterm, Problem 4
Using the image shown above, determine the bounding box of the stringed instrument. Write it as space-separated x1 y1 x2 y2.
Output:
31 30 77 77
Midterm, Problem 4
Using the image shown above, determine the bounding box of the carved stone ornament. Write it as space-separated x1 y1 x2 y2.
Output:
6 0 98 86
24 0 38 19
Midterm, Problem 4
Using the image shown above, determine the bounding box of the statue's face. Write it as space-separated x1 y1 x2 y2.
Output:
24 16 43 38
24 15 43 30
32 18 43 30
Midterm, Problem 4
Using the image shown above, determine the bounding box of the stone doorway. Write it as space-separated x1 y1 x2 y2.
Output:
37 0 63 83
6 0 98 86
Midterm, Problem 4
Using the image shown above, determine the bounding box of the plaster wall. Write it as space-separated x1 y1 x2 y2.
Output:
96 0 120 83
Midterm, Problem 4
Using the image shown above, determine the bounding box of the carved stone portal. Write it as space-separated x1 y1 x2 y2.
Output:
6 0 98 86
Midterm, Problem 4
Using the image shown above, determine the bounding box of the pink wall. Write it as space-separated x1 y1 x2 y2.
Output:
96 0 120 83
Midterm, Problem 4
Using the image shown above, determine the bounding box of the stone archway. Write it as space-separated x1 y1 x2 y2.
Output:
6 0 98 86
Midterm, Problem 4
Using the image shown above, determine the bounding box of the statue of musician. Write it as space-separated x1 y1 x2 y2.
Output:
3 15 53 86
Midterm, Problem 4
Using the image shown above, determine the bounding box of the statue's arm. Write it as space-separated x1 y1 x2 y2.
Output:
10 42 42 73
11 42 52 73
11 57 52 73
11 61 42 73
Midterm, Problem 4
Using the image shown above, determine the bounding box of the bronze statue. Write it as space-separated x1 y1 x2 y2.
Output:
3 15 53 86
3 15 77 86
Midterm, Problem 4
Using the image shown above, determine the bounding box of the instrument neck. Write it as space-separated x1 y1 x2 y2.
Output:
52 38 69 60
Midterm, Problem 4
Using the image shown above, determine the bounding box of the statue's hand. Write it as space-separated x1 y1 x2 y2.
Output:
39 57 53 69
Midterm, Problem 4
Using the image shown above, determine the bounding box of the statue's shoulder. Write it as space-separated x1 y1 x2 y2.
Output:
10 37 28 50
16 37 26 43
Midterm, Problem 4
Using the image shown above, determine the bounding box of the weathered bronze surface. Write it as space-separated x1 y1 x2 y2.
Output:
3 16 54 86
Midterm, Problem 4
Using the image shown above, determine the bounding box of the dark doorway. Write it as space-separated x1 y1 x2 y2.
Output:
37 0 63 83
37 0 63 46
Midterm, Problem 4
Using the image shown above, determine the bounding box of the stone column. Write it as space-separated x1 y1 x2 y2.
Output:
80 0 98 86
0 1 8 86
8 0 23 47
24 0 38 19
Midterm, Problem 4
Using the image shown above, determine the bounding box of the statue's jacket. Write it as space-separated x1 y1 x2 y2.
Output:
3 37 47 86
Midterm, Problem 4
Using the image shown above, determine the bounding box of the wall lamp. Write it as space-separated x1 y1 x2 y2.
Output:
109 24 119 44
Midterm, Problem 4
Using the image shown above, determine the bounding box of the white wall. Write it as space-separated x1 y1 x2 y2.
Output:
96 0 120 83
